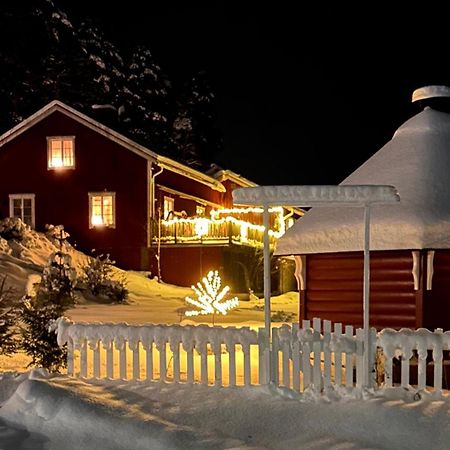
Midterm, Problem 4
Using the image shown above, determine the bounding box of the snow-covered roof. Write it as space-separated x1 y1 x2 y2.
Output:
0 101 226 193
233 185 400 207
275 106 450 255
212 169 258 188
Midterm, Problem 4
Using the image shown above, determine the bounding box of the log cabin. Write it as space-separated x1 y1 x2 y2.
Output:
275 85 450 330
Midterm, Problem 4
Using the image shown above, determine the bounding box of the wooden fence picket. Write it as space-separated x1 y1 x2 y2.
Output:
345 325 354 387
292 323 301 391
334 323 342 386
323 320 332 388
312 318 322 390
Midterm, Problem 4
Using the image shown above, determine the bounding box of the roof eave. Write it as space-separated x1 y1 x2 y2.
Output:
157 155 226 192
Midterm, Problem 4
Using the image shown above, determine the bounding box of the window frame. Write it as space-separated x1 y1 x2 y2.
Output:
9 193 36 228
47 136 76 170
88 192 116 229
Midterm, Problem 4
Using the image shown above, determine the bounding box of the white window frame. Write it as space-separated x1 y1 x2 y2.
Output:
88 192 116 229
47 136 76 170
9 194 36 228
163 196 175 220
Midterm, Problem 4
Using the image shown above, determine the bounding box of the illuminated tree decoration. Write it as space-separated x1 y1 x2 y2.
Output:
185 270 239 317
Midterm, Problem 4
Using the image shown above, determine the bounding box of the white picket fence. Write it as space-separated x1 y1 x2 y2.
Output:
272 318 377 391
377 327 450 393
55 317 450 395
55 318 268 387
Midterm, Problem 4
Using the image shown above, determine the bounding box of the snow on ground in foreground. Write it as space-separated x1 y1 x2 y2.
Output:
1 369 450 450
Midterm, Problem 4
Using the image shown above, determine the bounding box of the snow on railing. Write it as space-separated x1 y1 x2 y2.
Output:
55 318 266 387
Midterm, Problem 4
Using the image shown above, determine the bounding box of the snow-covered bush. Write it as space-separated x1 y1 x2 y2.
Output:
39 251 77 307
0 217 30 241
45 224 70 248
271 310 296 323
0 236 11 254
82 252 128 303
0 276 20 355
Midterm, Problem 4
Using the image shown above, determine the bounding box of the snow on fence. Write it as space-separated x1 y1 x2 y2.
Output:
55 318 267 387
55 318 450 395
377 327 450 392
55 317 372 391
272 318 376 391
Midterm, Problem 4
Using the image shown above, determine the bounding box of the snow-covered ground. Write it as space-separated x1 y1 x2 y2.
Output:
2 226 450 449
2 368 450 450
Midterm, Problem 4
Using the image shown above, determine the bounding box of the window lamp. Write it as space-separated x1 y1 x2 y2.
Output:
89 192 115 228
47 136 75 169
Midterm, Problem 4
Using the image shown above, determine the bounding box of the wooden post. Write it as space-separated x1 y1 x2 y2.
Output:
363 205 371 387
263 205 272 381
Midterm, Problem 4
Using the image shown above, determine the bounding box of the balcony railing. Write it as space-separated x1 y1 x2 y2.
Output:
152 217 283 248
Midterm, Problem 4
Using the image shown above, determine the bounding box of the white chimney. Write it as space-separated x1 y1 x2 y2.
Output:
412 85 450 103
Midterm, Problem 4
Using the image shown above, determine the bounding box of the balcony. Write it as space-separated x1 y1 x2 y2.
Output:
152 207 288 249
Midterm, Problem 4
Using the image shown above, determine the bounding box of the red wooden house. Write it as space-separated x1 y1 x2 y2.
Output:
0 101 299 291
275 85 450 330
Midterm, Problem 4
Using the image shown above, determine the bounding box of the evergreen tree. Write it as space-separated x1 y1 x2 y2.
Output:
0 2 222 171
78 20 127 126
122 46 173 150
171 71 223 168
0 276 20 356
20 227 77 372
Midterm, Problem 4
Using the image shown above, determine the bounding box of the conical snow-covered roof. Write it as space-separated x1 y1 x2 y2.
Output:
275 106 450 255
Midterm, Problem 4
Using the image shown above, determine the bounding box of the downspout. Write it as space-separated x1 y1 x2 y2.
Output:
150 163 164 282
150 164 164 218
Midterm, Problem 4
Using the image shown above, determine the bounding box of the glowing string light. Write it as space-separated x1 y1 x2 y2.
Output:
185 270 239 317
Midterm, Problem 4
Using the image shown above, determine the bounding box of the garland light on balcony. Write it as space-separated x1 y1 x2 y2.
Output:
185 270 239 317
162 213 286 240
210 206 284 217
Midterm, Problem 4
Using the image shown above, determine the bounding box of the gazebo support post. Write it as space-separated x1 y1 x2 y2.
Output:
262 205 272 382
363 204 371 387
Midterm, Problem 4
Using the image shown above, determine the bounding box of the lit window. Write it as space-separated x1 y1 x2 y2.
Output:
163 196 174 220
89 192 115 228
196 205 206 216
9 194 35 227
47 136 75 169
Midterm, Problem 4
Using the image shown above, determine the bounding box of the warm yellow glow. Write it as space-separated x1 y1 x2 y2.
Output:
210 206 284 217
51 157 63 167
194 218 209 237
162 216 285 239
90 194 114 227
210 206 286 236
185 270 239 317
163 196 174 220
91 215 104 226
241 222 248 241
48 138 74 169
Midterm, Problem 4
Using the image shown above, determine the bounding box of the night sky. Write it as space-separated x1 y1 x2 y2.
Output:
65 2 450 185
